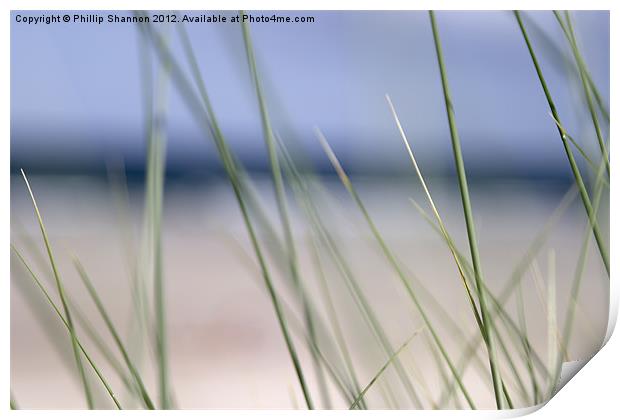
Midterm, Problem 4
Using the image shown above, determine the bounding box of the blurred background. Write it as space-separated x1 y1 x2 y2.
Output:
11 10 610 409
11 10 609 179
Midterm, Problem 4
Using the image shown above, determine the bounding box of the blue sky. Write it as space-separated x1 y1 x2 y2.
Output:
11 10 609 178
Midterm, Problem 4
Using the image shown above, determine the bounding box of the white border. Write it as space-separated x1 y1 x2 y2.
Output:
2 1 616 418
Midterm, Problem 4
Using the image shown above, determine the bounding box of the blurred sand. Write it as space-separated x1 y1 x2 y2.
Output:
10 175 609 409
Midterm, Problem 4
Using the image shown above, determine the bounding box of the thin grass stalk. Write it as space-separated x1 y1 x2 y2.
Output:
317 130 475 408
11 246 122 409
146 25 172 407
421 186 578 405
553 11 610 176
546 251 558 399
377 382 398 409
308 236 367 408
135 25 158 375
405 346 439 409
224 235 358 405
240 17 323 408
394 254 496 397
429 11 504 408
514 10 609 275
19 171 94 409
386 95 483 328
70 303 139 401
386 96 522 406
530 258 567 362
406 200 524 407
278 131 416 408
231 176 362 405
422 332 460 408
350 328 424 409
299 189 406 408
518 11 609 123
549 114 609 184
150 19 340 409
143 19 314 409
551 153 607 395
515 277 539 405
107 172 154 407
12 225 142 403
294 176 406 408
73 258 155 409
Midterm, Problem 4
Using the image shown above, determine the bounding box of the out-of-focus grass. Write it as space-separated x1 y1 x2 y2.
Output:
554 11 609 177
514 11 609 275
349 327 425 409
430 11 505 409
11 10 609 410
73 258 155 409
317 128 474 408
11 245 122 409
18 171 94 409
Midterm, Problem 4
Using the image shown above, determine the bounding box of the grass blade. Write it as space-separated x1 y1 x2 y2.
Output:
12 224 142 403
240 16 319 408
429 11 504 408
280 137 415 408
553 11 609 176
308 235 367 408
548 113 608 185
551 153 607 395
19 170 94 409
518 11 609 122
546 250 558 399
11 246 122 409
317 130 475 408
386 94 483 332
515 273 539 405
349 327 424 409
224 235 358 406
155 19 314 409
514 10 609 275
73 258 155 409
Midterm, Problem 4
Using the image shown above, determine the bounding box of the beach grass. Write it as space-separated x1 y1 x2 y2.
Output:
10 10 609 410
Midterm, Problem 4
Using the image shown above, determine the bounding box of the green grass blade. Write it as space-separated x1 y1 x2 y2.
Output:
106 160 152 385
12 225 141 402
279 138 414 408
429 11 504 408
514 10 609 276
546 250 558 398
408 202 526 407
149 27 172 408
386 94 483 331
11 246 122 409
230 176 361 407
551 153 607 395
240 16 320 408
515 274 539 405
73 258 155 409
518 12 609 122
553 11 609 176
224 235 358 406
416 184 578 405
517 283 540 405
548 113 609 185
20 170 94 409
349 327 424 409
308 235 367 408
317 130 475 409
161 20 313 409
